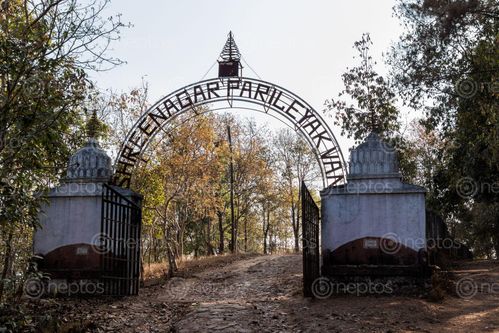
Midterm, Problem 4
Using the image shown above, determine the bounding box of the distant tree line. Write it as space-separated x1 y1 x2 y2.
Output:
101 93 321 277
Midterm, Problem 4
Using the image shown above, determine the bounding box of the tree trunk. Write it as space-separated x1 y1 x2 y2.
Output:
206 216 215 255
291 202 299 253
147 235 151 266
0 230 14 302
227 125 236 254
288 169 300 253
244 218 248 252
262 204 267 255
166 245 176 278
163 212 178 278
263 206 270 255
180 205 188 259
139 257 145 287
293 226 299 252
152 237 157 263
217 210 225 254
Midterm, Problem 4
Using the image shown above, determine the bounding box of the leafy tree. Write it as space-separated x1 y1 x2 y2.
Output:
232 120 274 253
389 0 497 132
273 128 320 252
0 0 127 301
325 33 417 180
325 33 400 142
390 0 498 257
107 100 318 272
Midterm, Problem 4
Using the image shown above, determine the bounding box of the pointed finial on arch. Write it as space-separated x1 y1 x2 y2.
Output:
219 31 241 62
218 31 243 77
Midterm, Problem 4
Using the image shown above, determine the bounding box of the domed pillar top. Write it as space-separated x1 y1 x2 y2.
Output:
347 132 401 181
64 110 111 183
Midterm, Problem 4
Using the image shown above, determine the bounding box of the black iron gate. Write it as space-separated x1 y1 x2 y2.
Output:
301 181 320 297
100 184 142 296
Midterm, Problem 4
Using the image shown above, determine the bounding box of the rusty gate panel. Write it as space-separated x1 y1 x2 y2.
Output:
302 181 320 297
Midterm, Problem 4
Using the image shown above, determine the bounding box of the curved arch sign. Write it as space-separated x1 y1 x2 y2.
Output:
113 77 346 188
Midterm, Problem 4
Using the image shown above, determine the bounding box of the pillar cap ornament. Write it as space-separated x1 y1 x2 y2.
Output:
64 110 111 183
348 132 401 180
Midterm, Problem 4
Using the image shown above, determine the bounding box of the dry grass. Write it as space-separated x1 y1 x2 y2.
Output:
175 253 259 278
143 262 168 281
142 252 260 283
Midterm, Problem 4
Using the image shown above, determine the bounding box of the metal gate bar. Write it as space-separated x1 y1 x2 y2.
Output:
101 184 141 296
301 181 320 297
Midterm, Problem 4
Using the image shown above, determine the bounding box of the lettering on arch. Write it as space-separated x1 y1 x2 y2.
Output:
113 77 346 188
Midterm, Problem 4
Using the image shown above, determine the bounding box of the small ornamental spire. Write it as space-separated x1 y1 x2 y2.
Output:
218 31 243 77
219 31 241 61
86 109 102 139
66 108 111 182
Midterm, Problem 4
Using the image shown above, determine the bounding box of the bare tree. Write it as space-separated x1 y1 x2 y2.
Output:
273 129 320 252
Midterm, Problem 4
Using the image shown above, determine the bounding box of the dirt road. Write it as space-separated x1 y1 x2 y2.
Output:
29 254 499 332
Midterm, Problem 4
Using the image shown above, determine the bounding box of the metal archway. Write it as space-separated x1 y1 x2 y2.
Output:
113 77 347 188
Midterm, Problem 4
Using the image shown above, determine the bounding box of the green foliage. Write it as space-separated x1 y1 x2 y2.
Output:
459 202 499 258
85 109 109 140
113 105 322 267
273 128 319 251
0 0 127 301
390 0 499 257
326 33 400 142
325 33 419 180
389 0 497 132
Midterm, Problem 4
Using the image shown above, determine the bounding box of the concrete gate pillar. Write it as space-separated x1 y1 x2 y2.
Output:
320 132 427 276
33 136 140 294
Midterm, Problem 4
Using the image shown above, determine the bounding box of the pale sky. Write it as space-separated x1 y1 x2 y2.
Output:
92 0 405 158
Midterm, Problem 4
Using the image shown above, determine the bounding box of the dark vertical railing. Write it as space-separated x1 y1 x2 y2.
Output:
301 181 320 297
101 184 141 296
